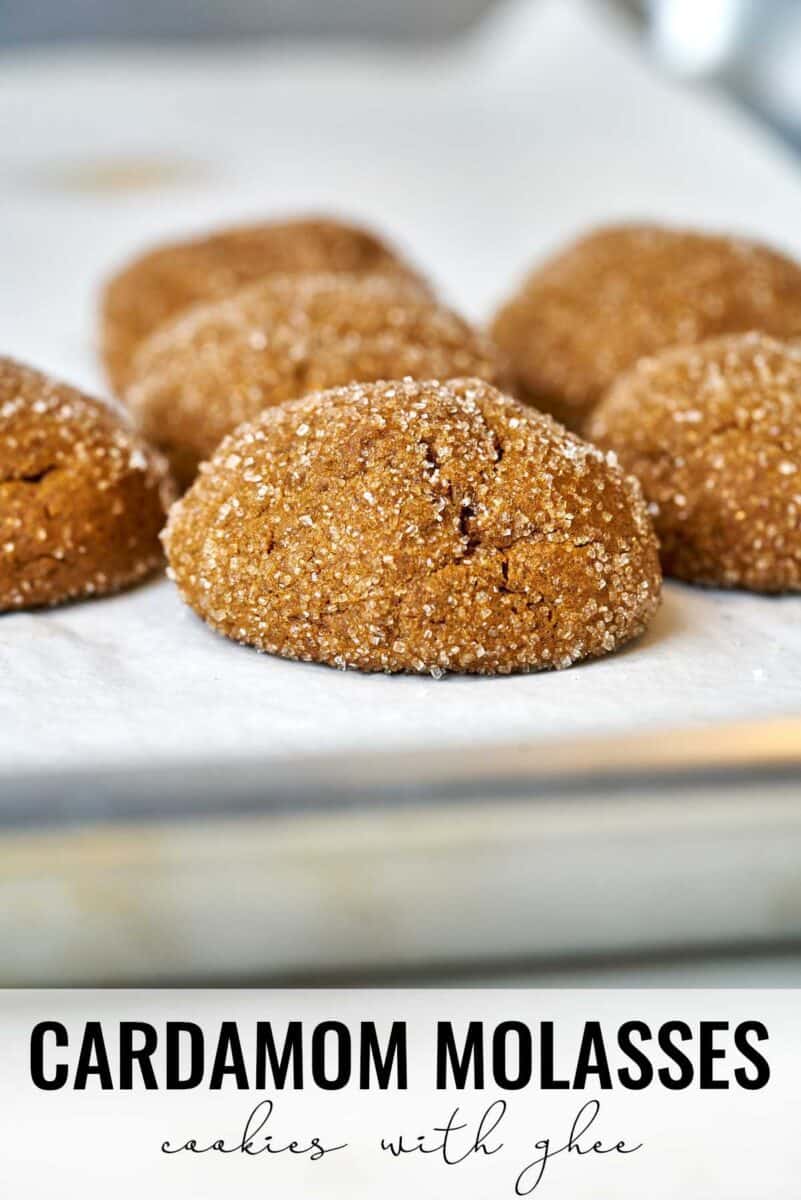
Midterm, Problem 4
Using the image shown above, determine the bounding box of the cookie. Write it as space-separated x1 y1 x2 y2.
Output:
126 273 507 487
491 224 801 431
100 215 426 393
164 377 661 674
0 358 172 611
587 332 801 591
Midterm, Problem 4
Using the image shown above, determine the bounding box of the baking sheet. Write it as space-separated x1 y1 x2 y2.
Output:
4 746 801 983
2 0 801 785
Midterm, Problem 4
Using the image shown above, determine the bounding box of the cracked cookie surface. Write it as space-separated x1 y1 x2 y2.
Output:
101 216 427 395
0 357 173 611
164 377 661 674
126 273 506 488
588 332 801 592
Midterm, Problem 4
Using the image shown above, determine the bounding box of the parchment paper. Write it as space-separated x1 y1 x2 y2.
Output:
1 0 800 778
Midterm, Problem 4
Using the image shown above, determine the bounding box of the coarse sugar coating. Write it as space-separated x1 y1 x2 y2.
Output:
100 215 427 394
0 358 173 611
164 378 662 675
491 224 801 432
587 332 801 592
127 273 508 488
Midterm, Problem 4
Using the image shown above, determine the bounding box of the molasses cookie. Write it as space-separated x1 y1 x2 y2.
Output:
100 216 426 393
164 377 661 674
491 225 801 431
0 358 172 611
127 273 506 487
587 332 801 591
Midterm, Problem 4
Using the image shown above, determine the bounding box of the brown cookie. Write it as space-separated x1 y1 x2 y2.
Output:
164 377 661 675
100 216 427 394
0 358 173 611
587 332 801 592
491 224 801 431
126 273 507 488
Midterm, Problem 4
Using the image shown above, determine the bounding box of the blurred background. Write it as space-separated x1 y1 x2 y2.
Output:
3 0 801 153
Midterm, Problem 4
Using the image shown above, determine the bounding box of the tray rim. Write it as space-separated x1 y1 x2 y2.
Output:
2 712 800 833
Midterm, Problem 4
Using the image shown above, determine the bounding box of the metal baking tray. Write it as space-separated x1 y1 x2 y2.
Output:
2 716 800 984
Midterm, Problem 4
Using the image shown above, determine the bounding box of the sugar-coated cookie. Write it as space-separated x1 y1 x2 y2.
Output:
101 216 426 393
491 224 801 431
588 332 801 591
0 358 172 611
127 273 506 487
164 377 661 674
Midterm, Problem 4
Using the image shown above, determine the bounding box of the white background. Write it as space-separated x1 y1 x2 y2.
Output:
0 989 798 1197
